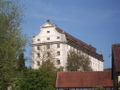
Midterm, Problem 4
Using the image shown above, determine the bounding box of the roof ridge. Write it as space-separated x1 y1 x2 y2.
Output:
56 27 103 61
56 27 95 50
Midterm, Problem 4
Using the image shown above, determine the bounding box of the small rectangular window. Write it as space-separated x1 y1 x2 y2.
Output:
37 46 40 50
57 36 60 39
37 39 40 41
47 37 50 40
37 53 40 57
47 45 50 49
57 60 60 65
47 31 50 33
37 61 40 66
57 51 60 56
57 44 60 48
47 52 50 57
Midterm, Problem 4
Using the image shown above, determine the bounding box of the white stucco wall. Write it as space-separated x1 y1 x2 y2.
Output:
32 21 104 71
32 21 67 69
118 76 120 83
65 44 104 71
89 56 103 71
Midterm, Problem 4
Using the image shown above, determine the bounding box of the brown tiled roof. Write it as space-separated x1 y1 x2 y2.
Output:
56 27 103 61
112 44 120 73
56 71 113 88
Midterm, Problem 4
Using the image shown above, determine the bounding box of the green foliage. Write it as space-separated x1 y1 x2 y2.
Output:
0 0 27 89
40 60 57 85
94 86 105 90
41 59 57 72
13 60 57 90
66 50 92 72
58 66 64 72
18 53 26 71
15 69 56 90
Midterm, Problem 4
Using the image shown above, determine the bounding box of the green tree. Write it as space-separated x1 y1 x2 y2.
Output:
0 0 27 89
18 53 26 72
40 59 57 72
14 60 57 90
40 60 57 86
15 68 56 90
66 50 92 72
58 66 64 72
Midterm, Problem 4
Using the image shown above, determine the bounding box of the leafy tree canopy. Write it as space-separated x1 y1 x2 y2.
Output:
94 86 105 90
13 60 57 90
0 0 27 89
66 50 92 72
15 68 56 90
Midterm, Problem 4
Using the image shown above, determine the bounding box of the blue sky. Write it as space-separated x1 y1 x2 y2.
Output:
22 0 120 69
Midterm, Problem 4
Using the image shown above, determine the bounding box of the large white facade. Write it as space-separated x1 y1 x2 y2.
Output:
32 20 104 71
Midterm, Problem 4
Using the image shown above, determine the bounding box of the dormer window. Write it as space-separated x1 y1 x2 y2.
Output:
37 39 40 41
47 37 50 40
47 31 50 33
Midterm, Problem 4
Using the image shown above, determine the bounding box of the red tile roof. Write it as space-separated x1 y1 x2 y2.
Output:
112 44 120 73
56 27 103 61
56 71 113 88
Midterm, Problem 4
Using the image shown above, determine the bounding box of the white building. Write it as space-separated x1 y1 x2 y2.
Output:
32 20 104 71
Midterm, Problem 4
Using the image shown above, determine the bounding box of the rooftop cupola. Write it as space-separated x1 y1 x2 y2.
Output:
40 19 56 28
46 19 50 23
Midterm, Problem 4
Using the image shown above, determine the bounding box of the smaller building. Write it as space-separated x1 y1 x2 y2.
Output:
112 44 120 90
56 71 113 90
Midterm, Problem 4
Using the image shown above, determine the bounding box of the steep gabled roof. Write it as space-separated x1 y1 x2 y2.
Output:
56 27 103 61
56 71 113 88
112 44 120 73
